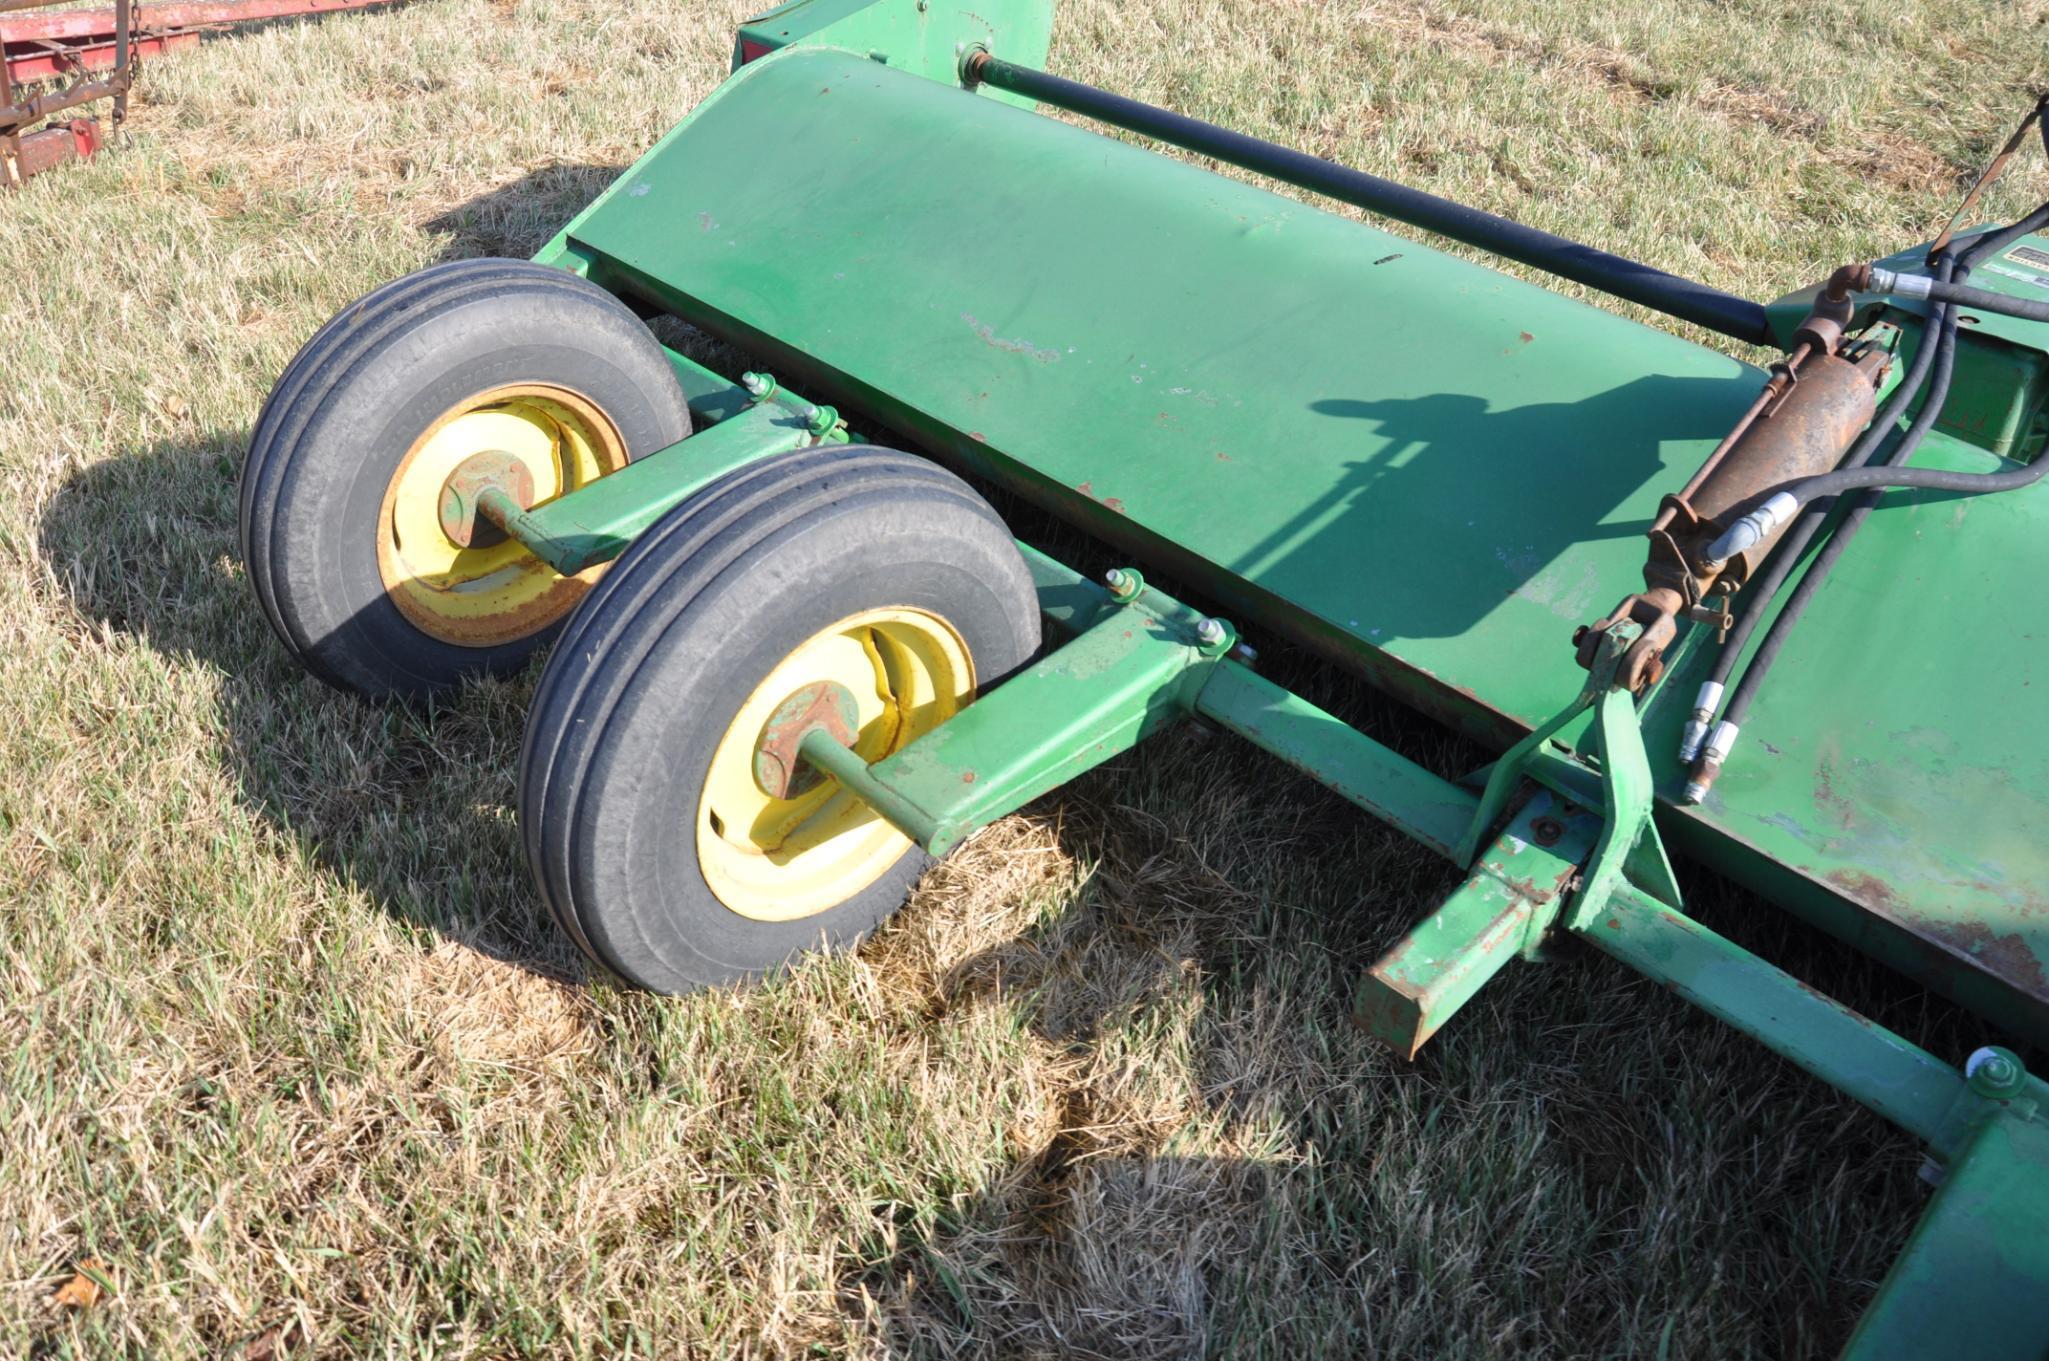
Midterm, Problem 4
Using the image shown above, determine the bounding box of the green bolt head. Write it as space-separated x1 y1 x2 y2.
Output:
1966 1045 2026 1100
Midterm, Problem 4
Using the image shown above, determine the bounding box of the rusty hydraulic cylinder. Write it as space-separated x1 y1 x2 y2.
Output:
1682 348 1882 586
1575 344 1886 691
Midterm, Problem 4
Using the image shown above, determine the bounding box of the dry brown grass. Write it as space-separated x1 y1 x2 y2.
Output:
3 0 2047 1356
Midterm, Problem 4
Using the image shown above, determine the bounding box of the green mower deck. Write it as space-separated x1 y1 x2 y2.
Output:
547 34 2049 1040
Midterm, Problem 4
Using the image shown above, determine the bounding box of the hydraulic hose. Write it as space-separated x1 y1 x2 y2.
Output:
1866 274 2049 324
1729 299 1962 724
1701 203 2049 568
1950 200 2049 271
1682 272 1966 801
1674 254 1957 762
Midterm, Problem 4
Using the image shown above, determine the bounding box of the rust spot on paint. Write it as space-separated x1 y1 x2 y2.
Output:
1826 868 2048 991
1605 917 1620 931
1826 869 1904 915
1214 450 1232 461
968 431 986 442
1814 761 1855 829
1790 977 1847 1009
962 771 977 783
1519 331 1534 343
1923 919 2049 993
1073 481 1126 514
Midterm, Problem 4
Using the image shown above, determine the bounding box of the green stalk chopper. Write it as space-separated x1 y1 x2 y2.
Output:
237 1 2049 1350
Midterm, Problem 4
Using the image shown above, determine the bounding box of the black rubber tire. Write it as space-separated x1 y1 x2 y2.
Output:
239 258 694 701
519 444 1042 993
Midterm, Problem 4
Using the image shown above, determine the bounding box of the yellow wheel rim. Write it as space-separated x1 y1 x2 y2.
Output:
378 383 629 647
698 607 975 922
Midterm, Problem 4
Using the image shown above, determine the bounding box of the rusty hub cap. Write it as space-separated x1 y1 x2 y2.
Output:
752 680 861 800
437 450 536 549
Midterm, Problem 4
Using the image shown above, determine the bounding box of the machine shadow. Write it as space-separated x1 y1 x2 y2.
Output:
36 430 591 982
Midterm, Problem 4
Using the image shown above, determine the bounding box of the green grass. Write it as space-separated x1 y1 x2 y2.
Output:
3 0 2046 1355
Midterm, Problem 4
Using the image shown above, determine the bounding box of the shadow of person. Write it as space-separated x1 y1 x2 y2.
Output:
36 430 589 982
1215 373 1748 647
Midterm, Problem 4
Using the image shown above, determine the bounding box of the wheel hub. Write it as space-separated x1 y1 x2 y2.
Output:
753 680 861 800
437 450 536 548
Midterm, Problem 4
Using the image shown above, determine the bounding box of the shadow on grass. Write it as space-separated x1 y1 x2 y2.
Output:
422 162 626 259
37 429 591 982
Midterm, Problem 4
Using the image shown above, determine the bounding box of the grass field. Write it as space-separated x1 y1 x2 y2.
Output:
4 0 2047 1356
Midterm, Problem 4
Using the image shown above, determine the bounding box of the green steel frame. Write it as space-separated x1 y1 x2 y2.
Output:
481 0 2049 1351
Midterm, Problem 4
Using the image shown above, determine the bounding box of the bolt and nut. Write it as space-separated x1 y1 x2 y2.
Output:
1104 567 1144 603
1966 1045 2026 1100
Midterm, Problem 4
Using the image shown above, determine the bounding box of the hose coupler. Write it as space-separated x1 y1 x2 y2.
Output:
1792 264 1871 356
1701 492 1799 572
1677 681 1724 763
1681 720 1740 805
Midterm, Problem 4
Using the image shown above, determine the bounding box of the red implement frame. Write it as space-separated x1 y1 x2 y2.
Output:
1 0 394 185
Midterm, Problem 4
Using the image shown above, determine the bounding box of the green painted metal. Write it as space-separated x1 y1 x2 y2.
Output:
663 346 756 425
1766 238 2049 462
1460 626 1634 865
549 41 1757 762
1580 886 1966 1145
1642 418 2049 1047
1356 791 1598 1057
1841 1108 2049 1360
491 392 841 575
1459 620 1679 917
734 0 1051 107
1193 665 1477 863
784 542 1493 867
796 724 947 847
804 564 1230 856
1764 230 2049 434
500 16 2049 1348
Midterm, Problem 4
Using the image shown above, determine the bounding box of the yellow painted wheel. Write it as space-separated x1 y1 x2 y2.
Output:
520 442 1040 994
696 607 975 922
377 383 630 648
244 257 689 699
